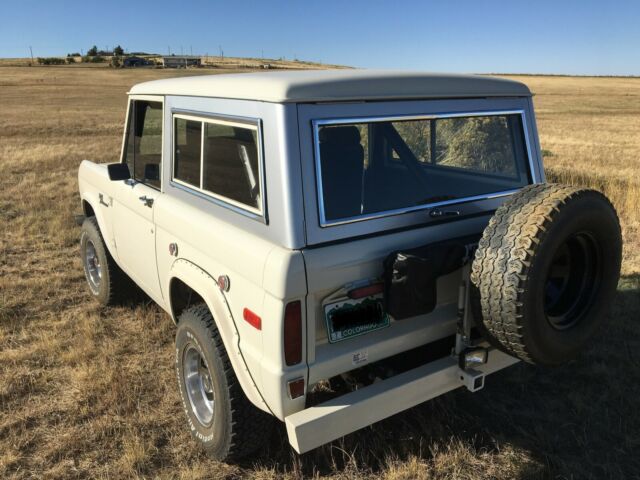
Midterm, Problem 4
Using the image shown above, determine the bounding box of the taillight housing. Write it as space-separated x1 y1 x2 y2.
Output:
284 300 302 366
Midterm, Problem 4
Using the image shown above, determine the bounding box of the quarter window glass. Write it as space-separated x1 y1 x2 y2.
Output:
174 118 202 187
317 113 530 223
202 123 261 210
123 100 163 189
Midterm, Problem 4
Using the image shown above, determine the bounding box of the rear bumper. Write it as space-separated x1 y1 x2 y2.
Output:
284 347 518 453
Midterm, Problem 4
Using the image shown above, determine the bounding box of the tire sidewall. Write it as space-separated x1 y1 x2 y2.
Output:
80 219 110 303
523 195 621 364
175 314 232 458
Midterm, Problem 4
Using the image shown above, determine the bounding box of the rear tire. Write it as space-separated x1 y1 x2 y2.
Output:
175 304 273 461
80 216 131 306
471 184 622 365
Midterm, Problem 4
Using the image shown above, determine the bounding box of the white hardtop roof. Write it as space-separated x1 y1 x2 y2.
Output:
129 69 531 103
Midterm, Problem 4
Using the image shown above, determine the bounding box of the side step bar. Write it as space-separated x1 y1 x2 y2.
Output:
285 348 518 454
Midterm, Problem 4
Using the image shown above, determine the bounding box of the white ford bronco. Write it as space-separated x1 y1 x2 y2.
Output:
77 70 622 460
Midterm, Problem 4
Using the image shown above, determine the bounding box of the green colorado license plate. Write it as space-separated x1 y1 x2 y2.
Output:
324 295 390 343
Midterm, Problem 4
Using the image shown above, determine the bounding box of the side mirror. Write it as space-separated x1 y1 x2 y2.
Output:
107 163 131 181
144 163 160 182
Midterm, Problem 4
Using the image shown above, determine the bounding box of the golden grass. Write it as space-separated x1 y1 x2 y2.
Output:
1 67 639 479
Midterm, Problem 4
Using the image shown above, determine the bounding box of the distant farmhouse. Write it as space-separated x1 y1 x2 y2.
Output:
162 56 201 68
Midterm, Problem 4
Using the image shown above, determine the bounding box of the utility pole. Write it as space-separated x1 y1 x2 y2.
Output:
168 46 171 55
219 45 223 59
28 46 34 65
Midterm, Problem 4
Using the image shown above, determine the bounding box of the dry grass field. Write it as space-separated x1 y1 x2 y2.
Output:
1 66 639 479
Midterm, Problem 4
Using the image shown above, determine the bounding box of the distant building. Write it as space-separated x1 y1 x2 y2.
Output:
162 56 201 68
123 56 151 67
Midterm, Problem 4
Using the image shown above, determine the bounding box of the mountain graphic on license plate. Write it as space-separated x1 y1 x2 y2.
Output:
324 295 390 343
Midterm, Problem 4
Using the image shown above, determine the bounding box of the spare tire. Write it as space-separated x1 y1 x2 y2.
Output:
471 183 622 365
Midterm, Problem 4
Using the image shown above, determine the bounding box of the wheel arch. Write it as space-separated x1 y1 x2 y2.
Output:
167 259 272 416
79 192 117 259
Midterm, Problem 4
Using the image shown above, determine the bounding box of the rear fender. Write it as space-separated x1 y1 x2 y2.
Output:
167 258 271 415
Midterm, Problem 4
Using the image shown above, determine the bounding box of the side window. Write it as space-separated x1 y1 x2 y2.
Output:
202 122 261 211
174 118 202 187
171 114 263 215
123 100 163 189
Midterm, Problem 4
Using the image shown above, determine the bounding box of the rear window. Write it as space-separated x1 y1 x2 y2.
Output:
315 112 531 224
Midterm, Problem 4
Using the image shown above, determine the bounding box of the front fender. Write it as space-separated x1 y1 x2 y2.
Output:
167 259 271 415
80 192 117 259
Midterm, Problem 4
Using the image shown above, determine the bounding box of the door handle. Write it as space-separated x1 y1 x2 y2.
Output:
98 193 110 207
139 195 154 208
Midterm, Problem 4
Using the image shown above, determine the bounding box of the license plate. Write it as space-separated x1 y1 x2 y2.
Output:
324 295 390 343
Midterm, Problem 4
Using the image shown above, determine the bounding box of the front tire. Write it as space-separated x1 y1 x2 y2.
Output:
80 216 130 306
175 304 273 461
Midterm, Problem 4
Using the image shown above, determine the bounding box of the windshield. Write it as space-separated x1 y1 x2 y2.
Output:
315 112 531 224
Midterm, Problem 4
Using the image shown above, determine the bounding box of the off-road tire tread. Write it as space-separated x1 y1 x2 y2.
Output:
183 304 273 460
82 216 131 305
470 183 620 363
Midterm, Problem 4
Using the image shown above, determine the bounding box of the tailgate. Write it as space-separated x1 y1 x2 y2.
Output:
302 216 490 385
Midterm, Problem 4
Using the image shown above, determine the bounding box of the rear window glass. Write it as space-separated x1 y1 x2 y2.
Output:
316 113 530 223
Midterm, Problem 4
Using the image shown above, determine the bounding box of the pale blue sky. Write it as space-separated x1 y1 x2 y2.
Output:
2 0 639 75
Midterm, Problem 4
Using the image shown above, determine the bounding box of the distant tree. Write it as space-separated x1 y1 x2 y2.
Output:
113 45 124 56
66 56 76 64
87 45 98 56
110 56 121 68
37 57 65 65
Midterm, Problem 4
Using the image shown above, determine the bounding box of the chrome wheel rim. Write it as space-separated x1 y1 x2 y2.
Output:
183 345 215 426
84 240 102 289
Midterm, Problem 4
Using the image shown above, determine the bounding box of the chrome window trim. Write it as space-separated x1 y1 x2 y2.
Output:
170 109 267 222
312 109 537 227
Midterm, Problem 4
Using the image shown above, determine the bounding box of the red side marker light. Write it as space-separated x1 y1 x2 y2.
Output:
243 308 261 330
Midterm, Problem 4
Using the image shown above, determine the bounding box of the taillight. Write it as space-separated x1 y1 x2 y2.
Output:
284 301 302 366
